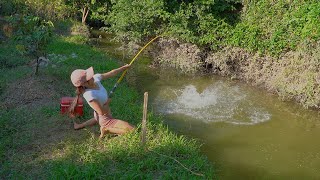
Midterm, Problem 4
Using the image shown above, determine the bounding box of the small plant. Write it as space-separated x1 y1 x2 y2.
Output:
9 15 54 75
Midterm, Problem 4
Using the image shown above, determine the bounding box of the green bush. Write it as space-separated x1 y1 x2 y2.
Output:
105 0 169 42
0 0 75 20
103 0 320 56
228 1 320 56
23 0 74 20
9 15 53 55
0 0 26 16
167 1 239 49
3 0 319 56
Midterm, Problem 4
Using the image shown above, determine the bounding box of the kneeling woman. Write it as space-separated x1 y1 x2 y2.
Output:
69 65 134 138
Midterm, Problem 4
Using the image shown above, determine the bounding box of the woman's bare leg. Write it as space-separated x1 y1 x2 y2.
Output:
100 120 134 137
100 126 109 139
74 118 98 130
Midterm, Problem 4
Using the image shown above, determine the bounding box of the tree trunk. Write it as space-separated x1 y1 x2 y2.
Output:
35 56 39 76
82 7 89 25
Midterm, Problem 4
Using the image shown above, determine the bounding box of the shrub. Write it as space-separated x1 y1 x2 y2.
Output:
105 0 169 43
9 15 54 74
228 1 320 56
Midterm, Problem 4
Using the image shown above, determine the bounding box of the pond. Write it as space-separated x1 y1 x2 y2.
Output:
91 30 320 179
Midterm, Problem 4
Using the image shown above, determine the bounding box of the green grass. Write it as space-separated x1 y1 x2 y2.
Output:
0 35 215 179
0 39 31 94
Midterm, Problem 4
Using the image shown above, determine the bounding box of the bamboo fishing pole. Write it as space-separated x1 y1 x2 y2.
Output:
108 35 161 98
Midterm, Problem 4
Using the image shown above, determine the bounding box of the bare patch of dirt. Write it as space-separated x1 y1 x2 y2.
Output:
150 37 204 73
0 76 58 110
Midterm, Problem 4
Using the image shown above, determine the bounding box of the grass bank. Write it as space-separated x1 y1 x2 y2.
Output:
0 35 214 179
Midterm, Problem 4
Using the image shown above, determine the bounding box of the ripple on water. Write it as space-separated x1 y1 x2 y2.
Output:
155 83 271 125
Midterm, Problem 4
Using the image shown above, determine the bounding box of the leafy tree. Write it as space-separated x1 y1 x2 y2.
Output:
23 0 73 20
89 0 112 25
66 0 111 25
1 0 74 20
9 15 54 75
65 0 92 24
105 0 169 42
105 0 241 49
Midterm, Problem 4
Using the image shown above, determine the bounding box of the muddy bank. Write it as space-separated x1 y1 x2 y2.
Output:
148 37 320 109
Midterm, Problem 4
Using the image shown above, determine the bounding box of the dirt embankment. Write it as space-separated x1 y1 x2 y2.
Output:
150 37 320 109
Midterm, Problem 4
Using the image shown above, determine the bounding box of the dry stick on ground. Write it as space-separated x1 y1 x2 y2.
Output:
140 92 204 177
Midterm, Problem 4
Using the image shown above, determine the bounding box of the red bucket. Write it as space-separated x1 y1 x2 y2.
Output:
60 97 83 116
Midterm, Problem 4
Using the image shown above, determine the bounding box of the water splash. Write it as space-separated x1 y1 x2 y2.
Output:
176 85 218 109
154 82 271 125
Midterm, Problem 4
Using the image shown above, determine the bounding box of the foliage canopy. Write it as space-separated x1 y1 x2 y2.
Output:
1 0 319 55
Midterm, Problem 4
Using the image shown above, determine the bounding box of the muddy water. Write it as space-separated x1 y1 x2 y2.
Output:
91 31 320 179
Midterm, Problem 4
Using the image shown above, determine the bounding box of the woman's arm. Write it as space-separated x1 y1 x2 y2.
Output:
101 64 131 80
